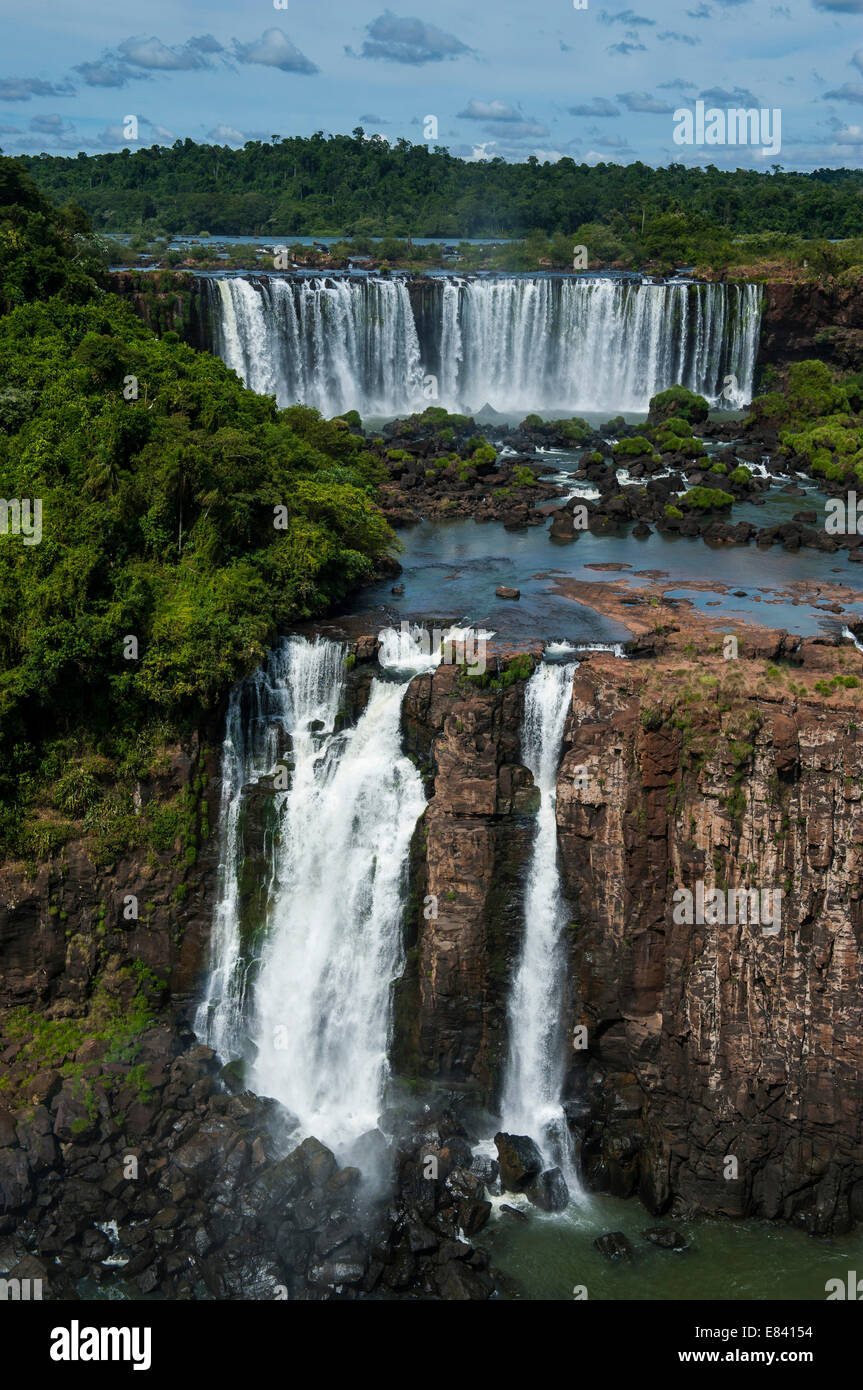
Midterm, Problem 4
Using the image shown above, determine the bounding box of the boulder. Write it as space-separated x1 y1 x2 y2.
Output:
643 1226 689 1250
593 1230 634 1261
494 1132 543 1192
526 1167 569 1212
495 586 521 600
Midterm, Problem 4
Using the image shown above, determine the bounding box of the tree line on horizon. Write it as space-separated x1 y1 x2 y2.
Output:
8 131 863 243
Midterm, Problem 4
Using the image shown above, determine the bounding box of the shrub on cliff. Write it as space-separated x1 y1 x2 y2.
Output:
0 156 396 851
648 386 710 426
747 361 863 480
747 360 850 433
557 417 592 444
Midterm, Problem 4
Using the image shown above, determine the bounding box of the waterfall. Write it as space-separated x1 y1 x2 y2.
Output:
843 625 863 655
204 274 763 416
197 628 441 1154
209 275 424 415
501 659 577 1172
195 637 346 1058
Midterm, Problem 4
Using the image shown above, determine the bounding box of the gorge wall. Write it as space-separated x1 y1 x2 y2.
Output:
2 633 861 1257
395 637 863 1235
109 271 863 402
760 279 863 371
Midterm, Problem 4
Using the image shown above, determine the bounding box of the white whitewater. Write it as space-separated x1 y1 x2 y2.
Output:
198 628 446 1155
207 274 762 416
843 625 863 655
501 659 578 1174
212 275 424 415
195 637 346 1059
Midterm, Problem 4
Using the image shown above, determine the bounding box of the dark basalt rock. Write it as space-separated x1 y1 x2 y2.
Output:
526 1167 569 1212
0 1039 497 1301
593 1231 634 1261
494 1133 544 1192
500 1203 529 1222
643 1226 689 1250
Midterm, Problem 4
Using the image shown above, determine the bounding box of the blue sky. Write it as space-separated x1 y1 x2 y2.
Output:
0 0 862 169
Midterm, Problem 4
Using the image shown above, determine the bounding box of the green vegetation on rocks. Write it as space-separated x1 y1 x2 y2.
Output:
0 157 396 857
648 387 710 426
747 360 863 483
682 486 735 511
613 436 654 457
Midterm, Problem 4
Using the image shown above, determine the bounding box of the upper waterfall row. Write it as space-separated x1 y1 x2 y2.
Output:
203 274 763 417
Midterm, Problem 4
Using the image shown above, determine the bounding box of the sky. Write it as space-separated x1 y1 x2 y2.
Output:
0 0 862 170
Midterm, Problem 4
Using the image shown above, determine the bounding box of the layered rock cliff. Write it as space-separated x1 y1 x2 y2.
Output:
398 636 863 1235
761 279 863 370
1 629 861 1278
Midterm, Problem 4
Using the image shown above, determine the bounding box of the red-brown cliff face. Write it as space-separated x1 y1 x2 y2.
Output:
402 641 863 1233
760 279 863 369
2 636 861 1236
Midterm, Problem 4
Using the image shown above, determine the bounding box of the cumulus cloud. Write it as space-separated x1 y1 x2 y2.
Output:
351 11 472 64
699 84 760 105
659 78 697 88
831 121 863 143
687 4 712 14
608 41 647 54
0 76 75 101
117 35 224 70
206 124 247 144
75 34 225 87
358 112 388 124
617 90 675 112
852 48 863 73
658 30 701 43
28 113 74 133
824 81 863 101
233 29 318 73
812 0 863 10
457 99 547 138
74 60 136 88
458 99 523 121
568 98 620 116
598 9 656 24
96 116 174 146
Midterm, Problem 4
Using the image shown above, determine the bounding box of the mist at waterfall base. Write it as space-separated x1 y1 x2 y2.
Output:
205 274 762 418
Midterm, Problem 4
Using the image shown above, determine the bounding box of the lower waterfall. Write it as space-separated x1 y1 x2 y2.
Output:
197 629 440 1154
501 658 578 1174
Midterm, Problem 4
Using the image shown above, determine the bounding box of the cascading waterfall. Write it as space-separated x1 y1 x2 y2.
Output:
195 637 346 1059
197 627 447 1155
501 658 578 1174
205 274 762 415
211 275 424 415
843 624 863 655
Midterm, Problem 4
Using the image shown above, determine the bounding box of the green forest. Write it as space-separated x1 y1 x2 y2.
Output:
10 132 863 241
0 156 394 861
